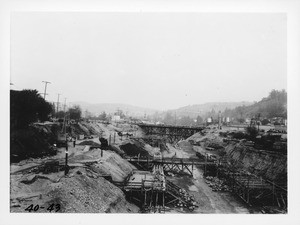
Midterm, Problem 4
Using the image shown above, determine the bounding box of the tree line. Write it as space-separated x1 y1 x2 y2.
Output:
149 89 287 126
11 89 53 129
11 89 84 129
221 89 287 123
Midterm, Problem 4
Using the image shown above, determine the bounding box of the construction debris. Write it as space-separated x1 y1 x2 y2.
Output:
10 121 287 214
205 176 230 192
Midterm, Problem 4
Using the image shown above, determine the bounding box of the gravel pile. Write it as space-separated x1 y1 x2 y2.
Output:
205 176 230 192
175 189 198 211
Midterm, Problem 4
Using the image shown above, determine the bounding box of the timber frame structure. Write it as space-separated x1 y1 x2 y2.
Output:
123 155 215 176
118 155 287 211
137 124 204 141
217 168 287 208
113 170 198 213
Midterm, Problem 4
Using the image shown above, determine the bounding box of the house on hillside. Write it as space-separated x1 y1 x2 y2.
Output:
112 115 121 122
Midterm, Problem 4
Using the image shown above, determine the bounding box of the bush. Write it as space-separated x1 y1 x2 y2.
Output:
232 132 247 139
246 126 259 140
261 119 270 125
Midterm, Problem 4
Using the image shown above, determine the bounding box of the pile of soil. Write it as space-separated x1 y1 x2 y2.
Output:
100 151 136 181
119 141 149 157
10 167 139 213
77 140 101 148
81 122 103 135
69 123 90 137
187 129 224 148
10 148 138 213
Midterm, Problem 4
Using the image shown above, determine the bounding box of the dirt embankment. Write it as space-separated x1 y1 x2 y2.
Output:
225 143 287 182
68 122 104 137
10 145 139 213
11 121 106 163
10 123 60 163
11 169 138 213
10 120 139 213
119 139 162 157
187 128 287 183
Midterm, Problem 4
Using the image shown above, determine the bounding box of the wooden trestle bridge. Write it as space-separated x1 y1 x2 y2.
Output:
137 124 205 141
122 154 287 210
123 155 216 176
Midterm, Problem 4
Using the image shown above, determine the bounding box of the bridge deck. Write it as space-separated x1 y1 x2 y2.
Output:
124 156 216 166
136 123 205 139
137 123 205 130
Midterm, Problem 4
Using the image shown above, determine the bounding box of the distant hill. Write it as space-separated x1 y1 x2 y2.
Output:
70 101 254 119
71 90 286 124
70 102 159 117
168 101 253 118
222 89 287 120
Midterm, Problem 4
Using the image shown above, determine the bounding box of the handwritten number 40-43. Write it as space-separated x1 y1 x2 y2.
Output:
25 204 60 212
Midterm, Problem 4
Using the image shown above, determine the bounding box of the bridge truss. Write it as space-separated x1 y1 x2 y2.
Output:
137 124 204 141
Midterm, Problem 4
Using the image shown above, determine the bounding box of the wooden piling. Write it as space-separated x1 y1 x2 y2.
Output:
204 154 207 176
192 159 194 176
65 141 69 175
162 191 165 212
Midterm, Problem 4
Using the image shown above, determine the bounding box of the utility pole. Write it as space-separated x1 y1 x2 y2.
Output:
218 111 222 129
56 94 61 113
257 113 261 131
62 98 67 134
42 81 51 100
175 111 177 126
63 98 67 112
65 142 69 175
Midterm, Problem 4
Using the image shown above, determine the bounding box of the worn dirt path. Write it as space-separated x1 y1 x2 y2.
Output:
168 168 250 214
167 141 251 214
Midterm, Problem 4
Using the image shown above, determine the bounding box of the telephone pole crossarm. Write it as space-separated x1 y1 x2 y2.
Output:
42 81 51 100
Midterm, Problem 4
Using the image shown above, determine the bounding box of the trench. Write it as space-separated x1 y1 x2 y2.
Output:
117 138 253 213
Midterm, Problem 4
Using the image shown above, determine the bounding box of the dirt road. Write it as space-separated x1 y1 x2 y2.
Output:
167 167 250 213
167 140 252 214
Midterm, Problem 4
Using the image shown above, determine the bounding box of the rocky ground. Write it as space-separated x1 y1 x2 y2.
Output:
10 122 286 214
164 137 252 214
10 136 139 213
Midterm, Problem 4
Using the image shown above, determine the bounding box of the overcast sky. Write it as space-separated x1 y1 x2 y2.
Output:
11 12 286 110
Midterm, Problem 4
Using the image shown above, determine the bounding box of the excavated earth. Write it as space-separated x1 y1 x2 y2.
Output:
10 127 139 213
10 122 286 214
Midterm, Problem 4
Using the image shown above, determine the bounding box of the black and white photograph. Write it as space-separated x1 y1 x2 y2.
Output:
1 0 300 225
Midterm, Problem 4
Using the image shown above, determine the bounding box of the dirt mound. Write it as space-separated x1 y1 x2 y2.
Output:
186 132 203 143
187 130 225 150
67 149 135 182
109 144 125 156
69 123 90 137
69 153 95 162
119 141 149 157
10 167 139 213
68 122 103 138
10 148 139 213
177 140 193 151
143 143 161 156
82 122 102 135
100 152 136 181
77 140 101 147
